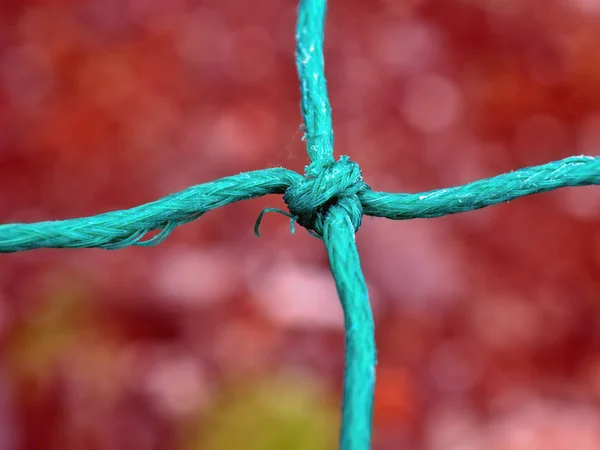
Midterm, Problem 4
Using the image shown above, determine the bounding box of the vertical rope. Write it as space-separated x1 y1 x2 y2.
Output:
323 205 376 450
296 0 335 164
296 1 376 448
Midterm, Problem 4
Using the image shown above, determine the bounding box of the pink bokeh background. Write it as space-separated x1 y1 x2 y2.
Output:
2 0 600 449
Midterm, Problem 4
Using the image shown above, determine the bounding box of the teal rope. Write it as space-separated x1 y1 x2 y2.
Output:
295 1 374 443
323 204 375 450
3 156 599 253
361 155 600 219
1 0 600 449
0 168 301 252
297 0 334 164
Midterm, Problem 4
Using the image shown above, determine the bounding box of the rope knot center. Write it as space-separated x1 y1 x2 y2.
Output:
283 155 369 237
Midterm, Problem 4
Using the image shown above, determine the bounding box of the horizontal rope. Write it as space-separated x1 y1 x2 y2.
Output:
0 168 300 252
361 155 600 219
2 156 597 253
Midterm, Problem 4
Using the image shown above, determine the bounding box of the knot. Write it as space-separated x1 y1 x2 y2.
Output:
283 155 370 237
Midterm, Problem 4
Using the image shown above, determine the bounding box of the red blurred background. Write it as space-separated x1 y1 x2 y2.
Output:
2 0 600 449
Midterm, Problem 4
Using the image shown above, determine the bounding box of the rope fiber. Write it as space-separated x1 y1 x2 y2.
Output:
1 0 600 449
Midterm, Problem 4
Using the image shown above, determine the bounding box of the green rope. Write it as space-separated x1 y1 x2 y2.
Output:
3 156 599 253
360 155 600 220
323 204 375 450
1 0 599 448
297 0 333 164
0 168 301 252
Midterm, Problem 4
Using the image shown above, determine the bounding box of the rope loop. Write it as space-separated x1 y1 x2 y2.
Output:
283 155 370 237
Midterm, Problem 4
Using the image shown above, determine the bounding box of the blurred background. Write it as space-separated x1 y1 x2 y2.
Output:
2 0 600 449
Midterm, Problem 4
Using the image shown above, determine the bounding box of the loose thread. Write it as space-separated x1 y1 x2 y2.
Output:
254 208 297 237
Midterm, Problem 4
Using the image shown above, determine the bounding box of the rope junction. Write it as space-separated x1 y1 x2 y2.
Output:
1 0 600 449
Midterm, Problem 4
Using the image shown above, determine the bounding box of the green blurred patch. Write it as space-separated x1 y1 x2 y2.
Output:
186 375 339 450
7 271 92 381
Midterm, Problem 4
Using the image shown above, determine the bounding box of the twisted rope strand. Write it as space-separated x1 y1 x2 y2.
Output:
297 0 334 163
323 205 375 450
4 157 598 253
0 168 301 252
296 1 377 448
360 155 600 219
